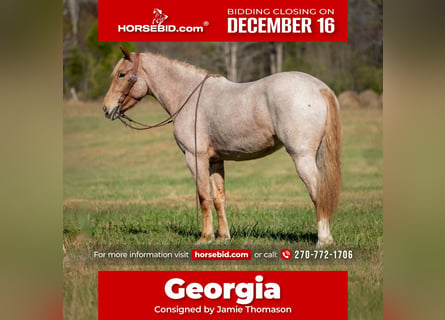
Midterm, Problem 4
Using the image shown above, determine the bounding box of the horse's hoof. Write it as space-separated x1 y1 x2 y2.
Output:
316 236 334 248
196 236 214 245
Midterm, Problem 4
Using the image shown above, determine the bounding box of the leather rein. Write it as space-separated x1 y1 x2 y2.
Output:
107 52 211 234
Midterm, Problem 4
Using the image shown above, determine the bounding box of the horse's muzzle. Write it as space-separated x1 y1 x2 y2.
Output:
103 105 121 121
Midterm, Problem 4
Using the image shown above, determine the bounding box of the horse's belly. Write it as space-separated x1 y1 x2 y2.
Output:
208 97 281 161
211 135 283 161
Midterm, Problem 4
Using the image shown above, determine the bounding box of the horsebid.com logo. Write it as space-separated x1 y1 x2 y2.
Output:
117 8 205 33
152 8 168 25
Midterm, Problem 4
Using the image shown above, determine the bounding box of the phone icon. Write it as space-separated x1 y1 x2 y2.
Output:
281 249 292 260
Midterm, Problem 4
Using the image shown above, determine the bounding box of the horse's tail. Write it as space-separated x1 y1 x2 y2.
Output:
316 88 342 221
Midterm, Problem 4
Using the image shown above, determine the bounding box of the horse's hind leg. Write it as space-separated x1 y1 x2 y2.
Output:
290 150 333 248
185 152 214 244
210 161 230 242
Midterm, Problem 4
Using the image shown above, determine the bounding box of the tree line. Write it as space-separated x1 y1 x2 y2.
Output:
63 0 382 100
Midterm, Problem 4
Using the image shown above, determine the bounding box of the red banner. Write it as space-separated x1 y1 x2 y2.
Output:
98 0 348 42
98 271 348 319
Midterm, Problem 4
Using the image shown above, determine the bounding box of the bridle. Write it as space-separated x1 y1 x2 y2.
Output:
103 53 140 121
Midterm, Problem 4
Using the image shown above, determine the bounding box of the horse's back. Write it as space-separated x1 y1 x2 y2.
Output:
259 71 330 103
228 71 331 122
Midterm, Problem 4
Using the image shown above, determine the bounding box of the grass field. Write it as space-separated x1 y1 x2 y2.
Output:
63 99 382 319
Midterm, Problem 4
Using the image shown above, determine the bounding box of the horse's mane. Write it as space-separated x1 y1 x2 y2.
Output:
145 52 221 77
146 52 207 75
111 52 221 78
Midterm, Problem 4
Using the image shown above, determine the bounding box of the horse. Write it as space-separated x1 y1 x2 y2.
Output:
152 9 168 25
102 46 342 248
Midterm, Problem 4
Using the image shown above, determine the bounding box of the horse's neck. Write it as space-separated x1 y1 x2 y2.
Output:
142 54 207 115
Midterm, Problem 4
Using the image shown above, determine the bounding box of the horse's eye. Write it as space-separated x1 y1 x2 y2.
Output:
118 73 126 78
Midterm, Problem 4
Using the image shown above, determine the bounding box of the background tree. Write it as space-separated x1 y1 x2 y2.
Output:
223 42 239 81
269 42 283 74
65 0 80 46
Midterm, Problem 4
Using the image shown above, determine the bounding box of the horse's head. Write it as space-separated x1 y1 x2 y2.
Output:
102 46 148 120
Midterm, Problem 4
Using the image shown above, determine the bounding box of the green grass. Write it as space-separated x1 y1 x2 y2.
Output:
63 100 382 319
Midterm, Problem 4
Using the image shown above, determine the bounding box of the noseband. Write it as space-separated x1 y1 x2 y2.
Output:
103 53 140 120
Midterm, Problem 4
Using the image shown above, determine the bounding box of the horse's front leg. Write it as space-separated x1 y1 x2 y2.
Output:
210 161 230 242
185 152 214 244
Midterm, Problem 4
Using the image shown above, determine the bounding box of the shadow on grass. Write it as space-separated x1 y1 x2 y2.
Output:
231 225 317 243
167 222 317 244
167 223 200 240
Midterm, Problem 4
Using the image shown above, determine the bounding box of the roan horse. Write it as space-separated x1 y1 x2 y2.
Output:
103 47 342 247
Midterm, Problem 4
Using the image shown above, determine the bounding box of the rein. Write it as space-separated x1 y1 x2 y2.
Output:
113 54 212 234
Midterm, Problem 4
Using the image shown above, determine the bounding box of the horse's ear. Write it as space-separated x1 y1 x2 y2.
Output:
119 45 132 61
